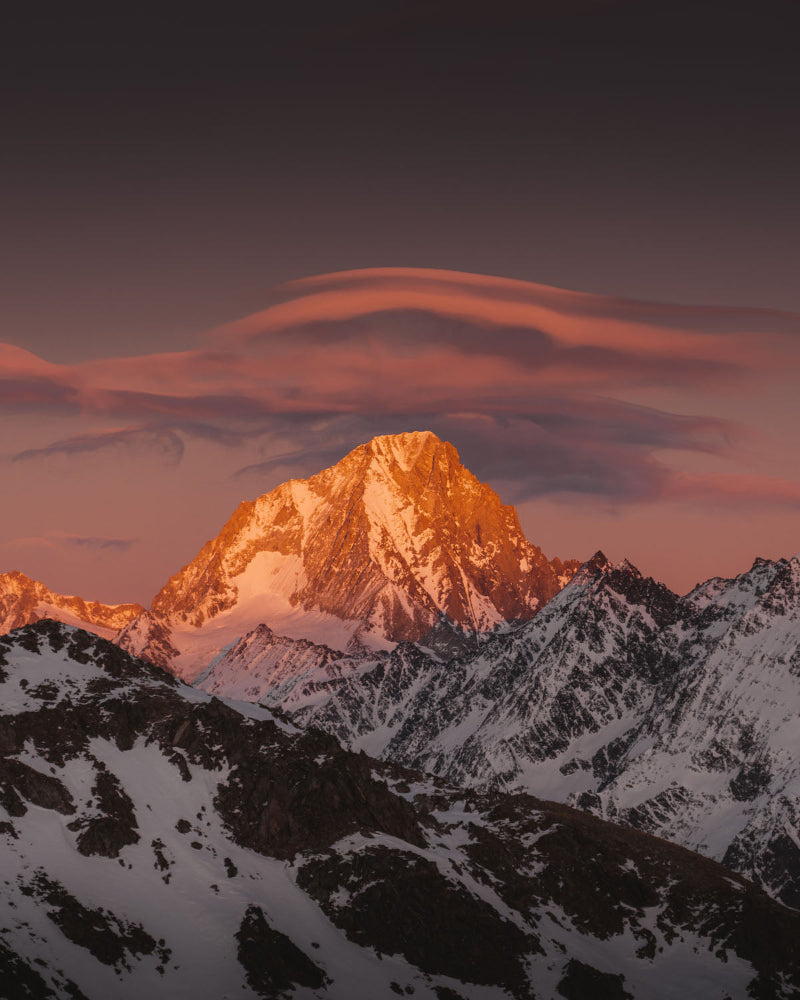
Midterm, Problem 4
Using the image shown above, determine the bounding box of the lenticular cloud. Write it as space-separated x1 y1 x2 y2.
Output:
1 267 798 506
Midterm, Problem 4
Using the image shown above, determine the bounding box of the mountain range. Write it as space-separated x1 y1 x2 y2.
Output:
2 430 799 997
1 620 798 1000
206 550 800 911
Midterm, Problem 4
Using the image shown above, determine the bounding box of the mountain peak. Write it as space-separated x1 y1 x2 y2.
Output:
614 557 642 578
367 429 445 466
585 550 611 573
339 430 464 492
124 432 580 677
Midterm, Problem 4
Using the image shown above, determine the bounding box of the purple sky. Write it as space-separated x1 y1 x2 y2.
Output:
1 3 799 603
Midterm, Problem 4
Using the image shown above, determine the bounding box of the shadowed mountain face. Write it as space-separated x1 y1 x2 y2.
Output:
198 552 800 911
1 620 799 1000
116 431 578 678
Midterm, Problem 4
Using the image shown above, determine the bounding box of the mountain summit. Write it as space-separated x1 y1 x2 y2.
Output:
119 431 578 678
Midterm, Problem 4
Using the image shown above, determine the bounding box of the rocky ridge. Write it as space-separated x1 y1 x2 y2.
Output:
1 620 799 999
0 570 143 640
198 552 800 910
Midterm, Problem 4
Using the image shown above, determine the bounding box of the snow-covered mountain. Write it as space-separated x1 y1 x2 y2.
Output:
197 553 800 910
4 432 799 927
2 620 799 1000
117 431 578 679
0 570 143 640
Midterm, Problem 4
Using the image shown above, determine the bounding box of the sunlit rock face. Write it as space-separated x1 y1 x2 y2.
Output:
0 570 143 640
118 431 578 678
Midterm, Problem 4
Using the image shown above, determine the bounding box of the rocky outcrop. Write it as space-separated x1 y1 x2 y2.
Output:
235 905 328 998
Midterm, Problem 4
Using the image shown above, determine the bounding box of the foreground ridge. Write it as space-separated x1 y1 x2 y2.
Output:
1 620 799 999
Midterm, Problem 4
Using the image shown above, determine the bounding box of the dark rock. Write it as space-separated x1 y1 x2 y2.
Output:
27 873 168 972
236 904 327 998
0 758 75 816
3 620 800 999
67 769 138 857
215 726 424 860
557 959 633 1000
151 839 171 872
0 939 85 1000
297 845 532 992
729 756 772 802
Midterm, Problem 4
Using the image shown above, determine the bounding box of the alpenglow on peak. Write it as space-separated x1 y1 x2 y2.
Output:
117 431 579 678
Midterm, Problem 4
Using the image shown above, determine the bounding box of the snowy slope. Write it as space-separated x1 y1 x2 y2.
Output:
199 553 800 910
116 431 578 679
194 623 378 706
597 555 800 909
2 620 800 1000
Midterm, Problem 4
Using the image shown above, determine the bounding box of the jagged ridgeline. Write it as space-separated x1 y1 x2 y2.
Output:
1 622 799 1000
200 551 800 912
3 431 800 998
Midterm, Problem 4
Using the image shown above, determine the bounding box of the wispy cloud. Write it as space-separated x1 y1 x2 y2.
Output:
64 535 138 552
8 532 137 552
11 426 185 464
1 268 798 508
234 406 734 505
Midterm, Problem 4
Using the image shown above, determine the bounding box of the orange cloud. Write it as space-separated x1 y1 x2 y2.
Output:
218 267 798 371
0 268 798 510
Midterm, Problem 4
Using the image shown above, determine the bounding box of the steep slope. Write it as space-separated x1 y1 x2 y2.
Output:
201 553 800 909
0 570 143 640
2 620 800 1000
194 623 375 706
118 431 578 679
599 555 800 909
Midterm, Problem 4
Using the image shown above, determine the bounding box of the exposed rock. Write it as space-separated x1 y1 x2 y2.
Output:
67 768 139 858
213 720 426 859
235 904 327 997
23 873 167 972
0 758 75 817
0 940 90 1000
249 553 800 910
557 960 633 1000
297 845 533 992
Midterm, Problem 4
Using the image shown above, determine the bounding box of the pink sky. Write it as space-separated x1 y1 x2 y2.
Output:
1 268 799 604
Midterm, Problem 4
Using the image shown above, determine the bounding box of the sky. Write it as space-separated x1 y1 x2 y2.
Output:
1 2 799 604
